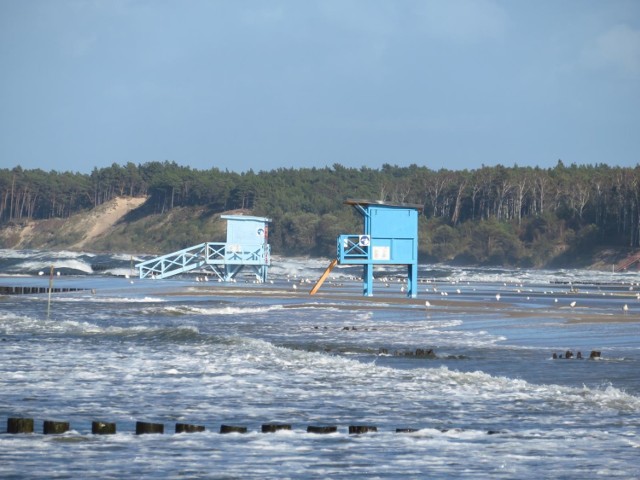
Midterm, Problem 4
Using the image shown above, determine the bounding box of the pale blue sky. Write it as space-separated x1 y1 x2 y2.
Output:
1 0 638 174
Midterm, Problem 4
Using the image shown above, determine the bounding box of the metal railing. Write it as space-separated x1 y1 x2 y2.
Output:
337 235 369 262
136 242 269 279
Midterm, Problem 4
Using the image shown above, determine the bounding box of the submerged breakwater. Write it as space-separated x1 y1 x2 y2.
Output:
0 285 88 295
5 417 507 436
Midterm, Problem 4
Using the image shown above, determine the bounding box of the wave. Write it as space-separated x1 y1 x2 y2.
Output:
324 346 639 413
161 304 285 316
102 267 137 277
53 295 167 303
433 265 640 287
3 307 638 417
0 312 202 343
99 324 203 343
109 253 144 262
13 259 94 274
0 248 34 259
0 249 139 276
41 249 96 259
217 336 640 417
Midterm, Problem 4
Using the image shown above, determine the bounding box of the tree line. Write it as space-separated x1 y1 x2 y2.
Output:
1 160 639 265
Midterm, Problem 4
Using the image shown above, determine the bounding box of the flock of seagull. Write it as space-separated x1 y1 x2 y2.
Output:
278 272 636 315
39 265 632 315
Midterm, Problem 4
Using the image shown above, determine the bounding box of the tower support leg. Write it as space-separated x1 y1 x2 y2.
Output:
407 263 418 298
363 264 374 297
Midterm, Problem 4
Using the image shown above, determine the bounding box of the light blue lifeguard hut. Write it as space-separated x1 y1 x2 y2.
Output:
310 199 423 297
136 215 271 282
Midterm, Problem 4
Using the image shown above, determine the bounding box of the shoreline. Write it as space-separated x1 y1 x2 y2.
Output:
2 273 638 325
179 284 640 325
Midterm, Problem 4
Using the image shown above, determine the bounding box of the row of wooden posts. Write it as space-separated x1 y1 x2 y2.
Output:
6 418 385 435
0 285 87 295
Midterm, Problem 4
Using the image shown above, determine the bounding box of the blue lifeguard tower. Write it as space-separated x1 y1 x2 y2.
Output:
136 215 271 282
310 199 423 297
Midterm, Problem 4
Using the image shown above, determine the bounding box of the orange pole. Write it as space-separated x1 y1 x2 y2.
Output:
309 259 338 295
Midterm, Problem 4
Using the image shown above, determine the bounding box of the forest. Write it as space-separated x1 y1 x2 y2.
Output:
1 160 639 267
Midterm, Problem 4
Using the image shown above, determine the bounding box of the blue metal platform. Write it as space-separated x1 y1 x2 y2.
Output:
136 215 271 282
311 199 423 297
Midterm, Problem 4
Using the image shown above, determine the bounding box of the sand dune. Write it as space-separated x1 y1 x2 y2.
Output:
71 196 147 249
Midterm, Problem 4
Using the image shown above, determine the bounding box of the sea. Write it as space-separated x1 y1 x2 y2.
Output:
0 248 638 479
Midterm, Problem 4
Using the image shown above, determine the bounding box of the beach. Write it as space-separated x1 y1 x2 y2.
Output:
1 251 639 478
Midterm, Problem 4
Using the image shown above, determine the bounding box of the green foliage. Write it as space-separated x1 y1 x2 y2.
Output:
461 219 523 265
2 161 640 266
425 218 461 261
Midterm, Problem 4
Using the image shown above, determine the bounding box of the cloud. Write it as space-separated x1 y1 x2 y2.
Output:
414 0 508 43
581 24 640 77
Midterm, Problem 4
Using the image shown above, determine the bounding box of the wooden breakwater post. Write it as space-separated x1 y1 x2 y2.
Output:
306 425 337 434
7 417 34 434
348 425 377 434
43 420 70 435
92 421 116 435
261 423 291 433
175 423 205 433
220 425 247 434
0 286 89 295
136 421 164 435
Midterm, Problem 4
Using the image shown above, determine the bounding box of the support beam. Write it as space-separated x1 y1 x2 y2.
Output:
309 259 338 295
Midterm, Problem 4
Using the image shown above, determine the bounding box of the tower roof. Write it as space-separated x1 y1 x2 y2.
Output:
221 214 271 222
344 199 423 211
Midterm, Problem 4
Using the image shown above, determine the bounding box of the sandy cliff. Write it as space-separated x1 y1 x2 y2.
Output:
0 196 147 251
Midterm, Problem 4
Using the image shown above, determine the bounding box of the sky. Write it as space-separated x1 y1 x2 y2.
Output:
1 0 639 174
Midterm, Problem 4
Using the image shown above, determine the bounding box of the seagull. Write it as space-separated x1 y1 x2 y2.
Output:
495 293 501 301
425 300 431 308
570 301 576 308
623 304 629 314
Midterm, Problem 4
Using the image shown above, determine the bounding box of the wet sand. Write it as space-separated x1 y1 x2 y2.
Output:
178 284 640 324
